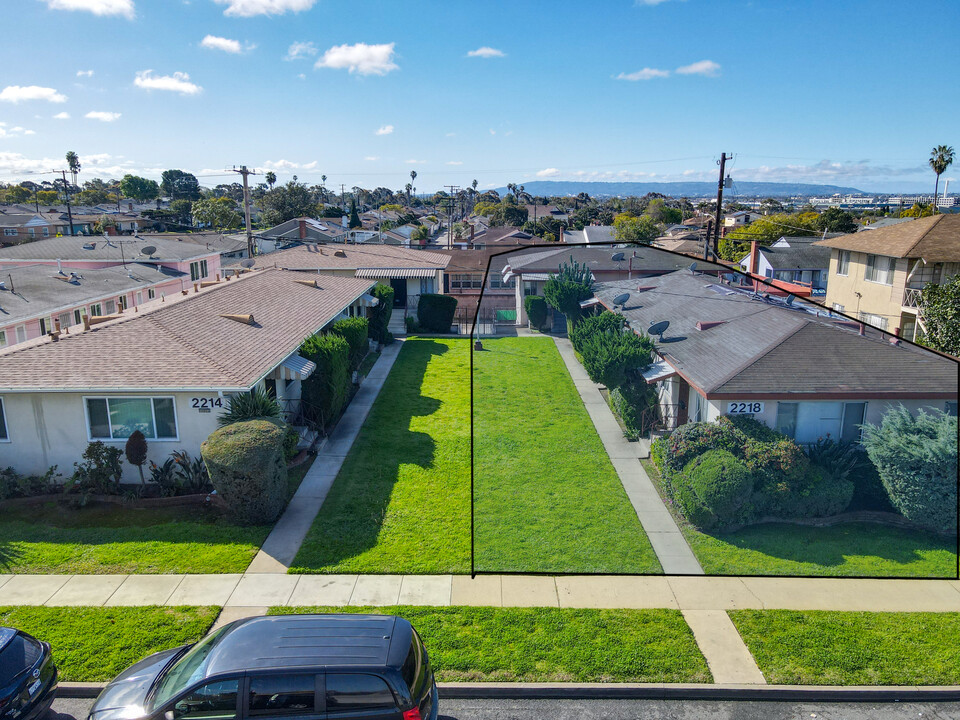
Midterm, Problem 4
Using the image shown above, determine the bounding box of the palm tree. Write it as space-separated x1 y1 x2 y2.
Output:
265 171 276 190
405 183 413 203
65 150 81 186
409 170 417 201
929 145 955 214
320 174 327 204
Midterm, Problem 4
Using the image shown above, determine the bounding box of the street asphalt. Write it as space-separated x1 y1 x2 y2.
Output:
53 695 960 720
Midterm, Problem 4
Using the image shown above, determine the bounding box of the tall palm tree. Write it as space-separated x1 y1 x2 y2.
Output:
409 170 417 201
320 174 327 204
929 145 955 214
265 171 276 190
65 150 81 186
405 183 413 203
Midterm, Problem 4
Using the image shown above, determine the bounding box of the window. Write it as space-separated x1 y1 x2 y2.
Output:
85 397 178 440
325 674 395 713
190 260 209 282
840 402 866 443
90 303 102 317
450 273 482 290
3 229 17 237
58 312 71 329
523 280 539 297
248 675 316 715
0 330 5 347
832 303 845 312
837 250 850 276
42 227 50 237
172 679 238 720
118 295 127 311
858 311 888 331
148 288 156 300
39 318 48 335
15 326 26 343
864 254 895 285
490 274 516 289
105 299 116 314
419 277 435 294
0 397 8 440
28 228 35 238
136 291 143 305
775 402 798 439
74 309 82 325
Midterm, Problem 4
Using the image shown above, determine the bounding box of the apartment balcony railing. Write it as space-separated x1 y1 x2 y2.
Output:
902 287 922 308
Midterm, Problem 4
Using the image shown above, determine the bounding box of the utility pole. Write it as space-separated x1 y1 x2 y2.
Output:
231 165 258 258
444 185 459 248
59 170 75 236
711 153 730 260
340 184 346 211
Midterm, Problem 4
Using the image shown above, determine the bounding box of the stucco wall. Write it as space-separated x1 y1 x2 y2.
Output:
823 249 908 329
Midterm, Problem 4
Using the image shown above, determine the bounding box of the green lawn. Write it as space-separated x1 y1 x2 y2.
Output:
291 338 472 573
0 457 314 574
270 606 710 683
0 606 218 682
640 459 957 578
730 610 960 685
474 338 660 573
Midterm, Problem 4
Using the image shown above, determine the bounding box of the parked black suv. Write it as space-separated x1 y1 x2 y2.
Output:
87 615 437 720
0 627 58 720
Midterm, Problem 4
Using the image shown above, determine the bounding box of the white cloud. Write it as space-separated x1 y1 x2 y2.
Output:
261 159 317 170
212 0 316 17
405 159 426 164
375 124 394 136
76 70 95 77
636 0 684 5
616 68 670 81
364 156 379 161
676 59 721 76
0 124 35 139
201 35 253 53
134 70 202 95
85 110 121 122
0 151 137 177
445 132 456 137
301 160 317 170
315 43 398 76
467 47 505 58
53 112 71 119
446 161 463 166
42 0 134 18
536 168 560 178
285 41 318 61
0 85 67 103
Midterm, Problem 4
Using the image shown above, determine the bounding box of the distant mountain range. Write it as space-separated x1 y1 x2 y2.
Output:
492 180 868 198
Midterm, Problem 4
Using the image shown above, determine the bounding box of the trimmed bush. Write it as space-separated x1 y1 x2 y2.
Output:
201 419 288 524
675 450 754 530
368 285 395 343
331 316 369 372
576 318 654 390
418 293 458 333
569 312 627 354
660 421 747 476
862 406 958 534
283 426 301 462
524 295 547 331
723 415 784 443
608 375 658 440
300 333 351 428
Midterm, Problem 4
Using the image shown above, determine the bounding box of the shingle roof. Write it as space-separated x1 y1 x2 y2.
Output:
594 271 957 398
255 243 450 271
755 243 831 269
0 269 375 392
150 232 249 254
508 245 723 274
813 214 960 262
0 235 219 263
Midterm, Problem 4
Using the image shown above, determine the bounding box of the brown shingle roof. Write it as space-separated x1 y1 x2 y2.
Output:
254 243 450 271
813 214 960 262
0 269 374 392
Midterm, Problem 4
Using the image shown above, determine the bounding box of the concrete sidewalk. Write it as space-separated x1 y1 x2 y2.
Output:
246 340 404 573
550 335 703 575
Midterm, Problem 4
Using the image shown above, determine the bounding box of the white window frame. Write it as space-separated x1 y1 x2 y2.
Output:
15 325 26 343
0 330 6 347
90 303 102 317
864 254 895 285
3 228 18 237
836 250 850 276
0 397 9 442
83 396 180 442
73 309 82 325
42 227 50 237
148 288 156 300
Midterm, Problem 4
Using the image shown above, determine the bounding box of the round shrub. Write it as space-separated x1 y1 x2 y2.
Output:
662 421 746 475
201 419 288 524
524 295 547 331
417 293 458 333
675 449 754 530
720 414 784 442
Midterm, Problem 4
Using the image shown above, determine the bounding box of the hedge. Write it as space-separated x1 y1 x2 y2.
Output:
417 293 458 333
300 333 351 428
331 316 369 372
368 285 395 343
676 450 754 531
524 295 547 330
608 375 658 440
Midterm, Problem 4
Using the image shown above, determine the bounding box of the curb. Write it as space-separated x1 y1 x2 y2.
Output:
58 681 960 702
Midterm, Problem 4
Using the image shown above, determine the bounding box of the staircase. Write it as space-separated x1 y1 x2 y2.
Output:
388 310 407 336
291 425 319 450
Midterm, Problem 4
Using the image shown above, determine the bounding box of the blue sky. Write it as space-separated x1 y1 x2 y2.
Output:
1 0 957 193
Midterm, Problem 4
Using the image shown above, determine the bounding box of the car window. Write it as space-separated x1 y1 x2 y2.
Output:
325 674 395 711
152 628 229 709
172 679 239 720
401 635 423 694
0 633 41 685
248 674 316 715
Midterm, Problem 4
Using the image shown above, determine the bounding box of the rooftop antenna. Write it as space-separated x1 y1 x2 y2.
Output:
612 291 630 311
611 252 625 262
648 319 670 342
56 259 66 276
785 294 796 307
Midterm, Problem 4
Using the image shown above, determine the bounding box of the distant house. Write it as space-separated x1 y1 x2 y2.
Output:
563 225 616 245
0 212 88 244
592 270 958 440
524 205 570 224
723 211 756 228
0 269 377 481
434 248 515 326
814 214 960 341
258 217 377 245
736 236 833 293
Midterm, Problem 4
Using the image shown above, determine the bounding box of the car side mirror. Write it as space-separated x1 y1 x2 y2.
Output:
164 711 175 720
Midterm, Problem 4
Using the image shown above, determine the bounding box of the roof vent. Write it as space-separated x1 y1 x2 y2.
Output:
334 249 346 257
696 321 726 331
220 313 255 325
83 242 96 250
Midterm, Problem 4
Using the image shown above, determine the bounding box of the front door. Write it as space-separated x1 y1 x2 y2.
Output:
676 378 689 426
389 279 407 308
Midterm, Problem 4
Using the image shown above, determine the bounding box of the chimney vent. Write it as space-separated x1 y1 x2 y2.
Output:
220 313 255 325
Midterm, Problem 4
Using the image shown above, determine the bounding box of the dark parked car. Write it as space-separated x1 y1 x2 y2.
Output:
0 627 58 720
88 614 437 720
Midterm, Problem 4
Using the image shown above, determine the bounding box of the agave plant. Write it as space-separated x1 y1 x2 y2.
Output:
805 437 866 482
217 386 281 427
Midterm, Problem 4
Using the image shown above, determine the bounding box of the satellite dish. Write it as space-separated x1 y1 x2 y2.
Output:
689 261 698 274
240 258 256 268
785 294 795 306
648 319 670 341
612 292 630 307
721 273 736 283
141 245 157 256
611 252 625 262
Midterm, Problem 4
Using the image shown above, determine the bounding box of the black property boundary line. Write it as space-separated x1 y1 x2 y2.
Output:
465 239 960 581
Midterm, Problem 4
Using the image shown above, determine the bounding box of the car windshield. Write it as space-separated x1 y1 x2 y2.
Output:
0 633 40 685
149 627 228 710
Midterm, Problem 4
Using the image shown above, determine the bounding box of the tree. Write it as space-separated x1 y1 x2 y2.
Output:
169 199 194 225
258 179 318 225
193 197 242 230
348 198 361 228
543 256 594 330
575 313 654 390
78 178 113 206
645 198 681 225
65 151 81 186
119 174 160 202
613 212 659 245
901 202 934 218
265 171 277 190
4 185 31 204
816 206 857 234
929 145 955 213
124 430 148 485
410 224 429 245
917 272 960 356
94 215 116 234
160 169 201 201
409 170 417 199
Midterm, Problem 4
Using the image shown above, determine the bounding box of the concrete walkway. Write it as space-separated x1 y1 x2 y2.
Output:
246 340 404 573
550 335 703 575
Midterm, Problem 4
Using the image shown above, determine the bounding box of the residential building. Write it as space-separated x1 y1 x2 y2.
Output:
563 225 616 245
524 204 570 224
813 214 960 341
0 269 378 481
723 211 756 228
258 217 376 245
736 236 833 294
0 212 91 244
592 270 958 440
